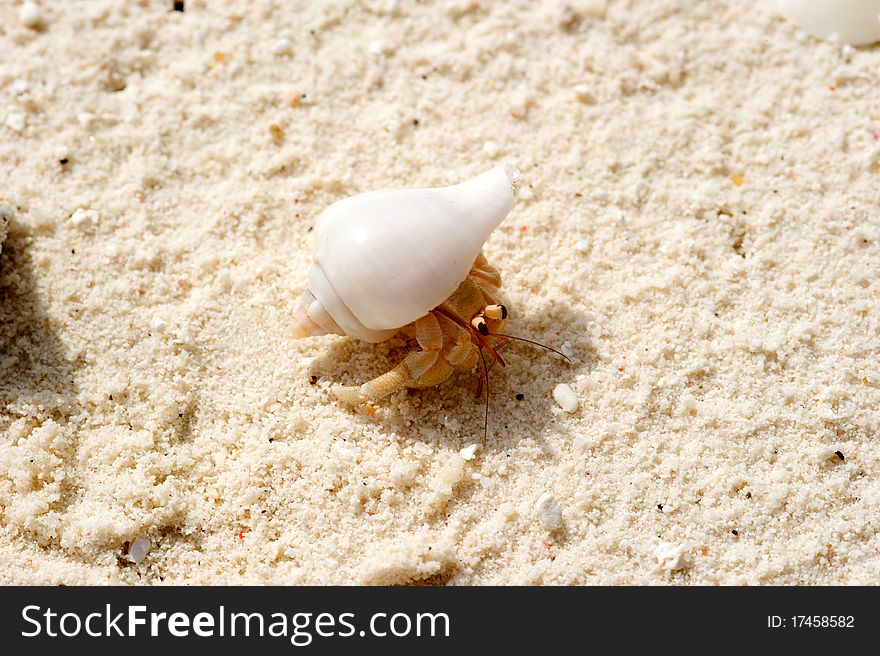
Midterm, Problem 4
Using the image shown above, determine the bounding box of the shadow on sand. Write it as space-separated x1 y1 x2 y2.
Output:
0 217 78 423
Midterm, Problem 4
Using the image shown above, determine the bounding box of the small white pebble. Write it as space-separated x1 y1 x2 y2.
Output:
459 443 479 461
129 537 151 564
574 240 589 253
560 341 574 360
680 393 698 414
655 542 691 571
535 492 563 531
175 326 194 345
150 317 167 331
69 208 98 231
841 43 855 61
77 112 95 127
580 0 607 18
483 140 500 157
5 113 25 133
573 83 595 104
439 455 465 485
413 440 433 455
11 79 30 94
271 39 292 56
553 383 578 413
19 2 43 30
368 41 384 56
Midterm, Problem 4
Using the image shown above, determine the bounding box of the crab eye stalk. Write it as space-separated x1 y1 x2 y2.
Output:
471 316 490 336
484 304 508 320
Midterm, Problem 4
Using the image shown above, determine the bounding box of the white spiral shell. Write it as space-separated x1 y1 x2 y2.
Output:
776 0 880 45
293 164 519 343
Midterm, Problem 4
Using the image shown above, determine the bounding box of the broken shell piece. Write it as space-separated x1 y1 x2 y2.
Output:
655 542 691 571
776 0 880 45
272 39 292 55
69 208 98 232
553 383 579 413
5 113 25 133
573 83 595 104
129 536 151 563
535 492 563 531
19 2 43 30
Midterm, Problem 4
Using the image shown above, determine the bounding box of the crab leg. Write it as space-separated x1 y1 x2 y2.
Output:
332 312 462 405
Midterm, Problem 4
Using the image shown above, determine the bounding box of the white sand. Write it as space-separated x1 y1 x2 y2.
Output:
1 0 878 585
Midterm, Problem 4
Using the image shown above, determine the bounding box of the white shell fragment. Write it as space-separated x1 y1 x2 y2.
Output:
654 542 691 572
413 441 433 455
19 2 43 30
573 83 595 104
553 383 578 413
272 39 292 56
129 537 151 564
459 443 479 461
776 0 880 45
293 164 519 343
69 208 98 232
5 113 25 133
482 140 500 157
535 492 563 531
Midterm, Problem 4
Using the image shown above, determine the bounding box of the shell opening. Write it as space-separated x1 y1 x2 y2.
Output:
292 289 340 338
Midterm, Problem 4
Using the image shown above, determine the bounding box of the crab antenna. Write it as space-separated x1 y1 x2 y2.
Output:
478 346 490 442
490 333 573 363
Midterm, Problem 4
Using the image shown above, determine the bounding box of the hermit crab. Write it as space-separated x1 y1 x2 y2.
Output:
293 164 568 433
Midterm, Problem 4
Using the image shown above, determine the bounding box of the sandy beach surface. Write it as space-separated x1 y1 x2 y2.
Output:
1 1 879 584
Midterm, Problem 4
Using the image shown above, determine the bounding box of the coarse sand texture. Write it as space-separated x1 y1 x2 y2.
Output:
1 1 879 584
